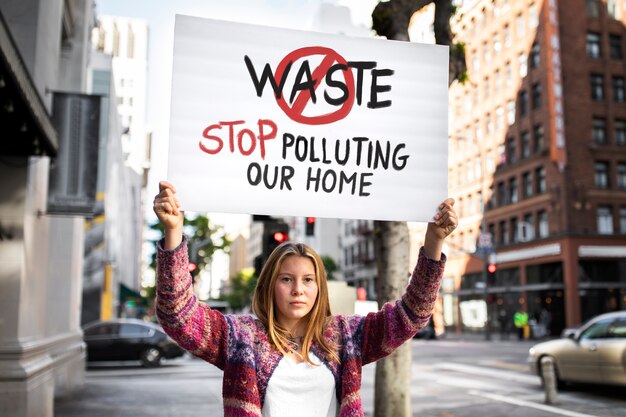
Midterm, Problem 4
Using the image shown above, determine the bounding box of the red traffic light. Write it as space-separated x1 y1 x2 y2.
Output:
273 232 288 243
306 217 316 224
188 262 197 273
487 263 497 274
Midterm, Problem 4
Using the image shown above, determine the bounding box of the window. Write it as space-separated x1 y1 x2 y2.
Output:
520 90 529 116
595 161 610 188
592 117 607 144
486 152 495 173
586 32 602 58
523 213 535 241
473 50 480 71
486 113 494 135
618 163 626 188
523 172 533 198
538 210 549 238
616 119 626 146
509 177 518 204
507 136 517 163
475 121 483 141
498 181 507 205
504 24 511 47
613 76 625 102
620 207 626 233
529 4 538 28
597 206 614 234
610 34 623 59
511 217 519 242
496 106 504 130
494 69 502 94
494 33 502 54
484 76 490 99
507 99 516 125
499 220 509 244
521 131 531 158
532 83 542 109
516 13 525 37
534 124 545 152
607 0 619 19
536 167 546 193
530 42 540 69
580 318 612 340
474 156 483 179
505 61 512 86
519 53 527 77
119 324 152 337
586 0 600 17
483 40 491 64
591 74 604 100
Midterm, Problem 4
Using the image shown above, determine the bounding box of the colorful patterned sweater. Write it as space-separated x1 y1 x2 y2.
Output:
156 237 446 417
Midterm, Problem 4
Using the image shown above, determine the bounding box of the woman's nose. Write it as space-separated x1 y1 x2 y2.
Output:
292 280 303 295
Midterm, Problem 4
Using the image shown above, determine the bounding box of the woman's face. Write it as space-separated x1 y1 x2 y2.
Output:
273 255 319 332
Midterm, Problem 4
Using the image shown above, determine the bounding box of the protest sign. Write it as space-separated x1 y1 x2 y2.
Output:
168 15 449 221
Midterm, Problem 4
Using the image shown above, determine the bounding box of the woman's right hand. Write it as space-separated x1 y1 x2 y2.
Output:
153 180 184 233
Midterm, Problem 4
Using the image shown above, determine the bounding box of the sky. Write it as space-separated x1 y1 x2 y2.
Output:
96 0 380 237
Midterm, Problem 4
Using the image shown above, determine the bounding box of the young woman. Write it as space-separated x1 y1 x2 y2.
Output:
153 180 457 417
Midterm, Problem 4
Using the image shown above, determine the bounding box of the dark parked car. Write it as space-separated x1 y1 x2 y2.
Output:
83 319 185 367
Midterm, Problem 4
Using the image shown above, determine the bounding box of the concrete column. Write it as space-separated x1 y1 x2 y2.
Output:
0 157 54 417
561 238 581 328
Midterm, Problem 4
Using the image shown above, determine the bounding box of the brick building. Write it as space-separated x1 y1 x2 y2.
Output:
445 0 626 337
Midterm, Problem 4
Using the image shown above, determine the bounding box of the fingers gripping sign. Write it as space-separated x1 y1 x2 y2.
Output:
154 181 184 237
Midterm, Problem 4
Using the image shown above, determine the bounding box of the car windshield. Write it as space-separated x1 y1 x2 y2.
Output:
579 318 614 340
119 323 153 337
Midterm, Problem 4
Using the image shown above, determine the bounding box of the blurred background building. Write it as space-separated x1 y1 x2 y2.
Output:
443 0 626 338
0 1 148 415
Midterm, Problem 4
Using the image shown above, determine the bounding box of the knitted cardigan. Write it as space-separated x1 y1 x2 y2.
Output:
156 237 446 417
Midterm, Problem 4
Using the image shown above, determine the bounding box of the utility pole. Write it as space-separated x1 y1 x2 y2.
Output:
478 197 493 341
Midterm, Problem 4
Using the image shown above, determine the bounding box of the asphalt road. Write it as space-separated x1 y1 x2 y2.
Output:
54 338 626 417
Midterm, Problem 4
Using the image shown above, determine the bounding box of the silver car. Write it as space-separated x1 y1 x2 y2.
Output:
528 311 626 387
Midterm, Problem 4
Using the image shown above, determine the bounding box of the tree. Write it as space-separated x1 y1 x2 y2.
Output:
321 255 339 281
148 214 231 284
371 2 466 417
221 269 257 311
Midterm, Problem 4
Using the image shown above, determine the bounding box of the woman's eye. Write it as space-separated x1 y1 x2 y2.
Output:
280 277 291 282
304 277 315 283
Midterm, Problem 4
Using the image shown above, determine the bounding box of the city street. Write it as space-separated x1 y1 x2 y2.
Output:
55 338 626 417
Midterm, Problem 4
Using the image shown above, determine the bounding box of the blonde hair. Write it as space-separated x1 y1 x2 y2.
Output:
252 242 340 365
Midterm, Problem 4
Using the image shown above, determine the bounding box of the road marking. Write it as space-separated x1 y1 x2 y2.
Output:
434 362 539 385
468 390 600 417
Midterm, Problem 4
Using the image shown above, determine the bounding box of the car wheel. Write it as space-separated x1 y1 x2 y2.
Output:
140 347 163 367
539 356 566 390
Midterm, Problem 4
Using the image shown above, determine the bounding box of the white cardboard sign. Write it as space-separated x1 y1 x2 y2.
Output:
167 15 449 221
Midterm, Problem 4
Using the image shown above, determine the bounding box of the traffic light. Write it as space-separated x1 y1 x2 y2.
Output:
255 221 290 275
305 217 316 236
487 263 497 284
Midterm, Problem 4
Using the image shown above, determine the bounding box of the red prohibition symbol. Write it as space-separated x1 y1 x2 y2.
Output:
274 46 355 125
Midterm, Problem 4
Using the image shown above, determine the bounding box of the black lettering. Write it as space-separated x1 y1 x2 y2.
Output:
392 143 410 170
352 137 368 166
263 164 279 189
322 170 337 193
244 55 292 99
335 139 350 165
280 166 295 190
290 61 316 104
368 68 394 109
348 61 376 105
324 64 349 105
295 135 308 162
373 140 391 169
322 138 332 164
247 163 262 186
309 137 320 162
339 171 358 195
306 167 321 191
359 173 373 196
282 133 295 159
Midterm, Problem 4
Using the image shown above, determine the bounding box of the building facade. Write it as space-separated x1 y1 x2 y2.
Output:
0 1 94 415
445 0 626 337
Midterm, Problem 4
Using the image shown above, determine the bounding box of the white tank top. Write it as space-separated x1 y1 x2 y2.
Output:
262 352 337 417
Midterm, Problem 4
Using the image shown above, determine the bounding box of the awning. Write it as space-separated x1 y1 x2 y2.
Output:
0 11 57 156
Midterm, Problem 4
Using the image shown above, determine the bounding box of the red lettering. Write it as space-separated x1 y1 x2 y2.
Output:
199 119 278 159
199 123 223 154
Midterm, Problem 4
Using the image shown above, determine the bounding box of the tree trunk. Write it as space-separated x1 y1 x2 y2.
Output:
373 220 410 417
370 1 464 416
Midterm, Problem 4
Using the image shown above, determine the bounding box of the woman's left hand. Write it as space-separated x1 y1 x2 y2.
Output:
427 198 458 241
